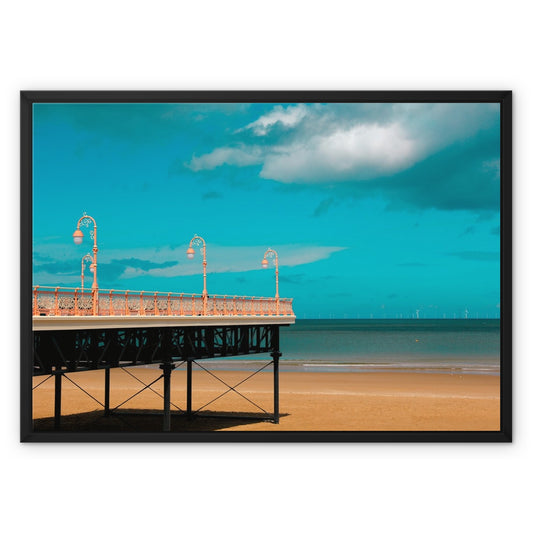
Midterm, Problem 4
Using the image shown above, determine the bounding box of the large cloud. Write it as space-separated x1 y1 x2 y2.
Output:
185 102 500 212
260 122 419 182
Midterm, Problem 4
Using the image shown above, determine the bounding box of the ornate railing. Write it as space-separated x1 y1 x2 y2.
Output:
32 286 294 318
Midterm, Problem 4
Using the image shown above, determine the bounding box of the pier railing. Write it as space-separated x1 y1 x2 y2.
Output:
32 286 294 318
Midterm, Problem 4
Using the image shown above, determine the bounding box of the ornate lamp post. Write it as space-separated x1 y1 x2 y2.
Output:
73 213 98 314
262 248 279 315
186 234 208 315
80 252 95 292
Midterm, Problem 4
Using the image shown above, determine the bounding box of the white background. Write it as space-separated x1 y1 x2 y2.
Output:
1 2 530 532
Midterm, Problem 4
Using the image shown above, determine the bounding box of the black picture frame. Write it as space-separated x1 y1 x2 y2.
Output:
21 90 512 443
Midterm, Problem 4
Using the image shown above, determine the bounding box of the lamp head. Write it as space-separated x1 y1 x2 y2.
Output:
186 247 195 259
261 258 269 269
89 263 95 273
73 228 84 245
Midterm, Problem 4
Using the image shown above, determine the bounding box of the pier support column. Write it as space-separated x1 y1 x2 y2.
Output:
53 369 63 430
271 351 281 424
104 367 110 417
187 359 193 420
160 362 175 432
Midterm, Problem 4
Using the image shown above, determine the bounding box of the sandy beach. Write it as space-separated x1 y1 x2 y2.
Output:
32 366 500 432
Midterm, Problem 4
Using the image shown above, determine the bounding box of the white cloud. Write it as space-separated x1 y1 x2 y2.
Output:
279 245 347 267
186 102 499 187
33 242 347 289
186 122 417 181
261 122 418 183
118 244 346 279
241 104 308 136
121 264 181 279
187 146 262 171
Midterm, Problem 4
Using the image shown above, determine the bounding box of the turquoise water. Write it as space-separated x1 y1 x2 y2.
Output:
203 319 501 375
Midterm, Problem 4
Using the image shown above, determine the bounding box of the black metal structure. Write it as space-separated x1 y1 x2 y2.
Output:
33 324 283 431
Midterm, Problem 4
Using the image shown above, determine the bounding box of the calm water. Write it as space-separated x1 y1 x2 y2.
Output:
203 319 501 375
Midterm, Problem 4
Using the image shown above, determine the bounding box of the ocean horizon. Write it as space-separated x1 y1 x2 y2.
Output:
173 318 501 376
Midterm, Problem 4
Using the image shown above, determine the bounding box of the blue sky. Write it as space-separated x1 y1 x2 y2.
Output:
32 102 500 318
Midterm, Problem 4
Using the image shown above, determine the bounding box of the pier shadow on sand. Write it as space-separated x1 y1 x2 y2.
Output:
33 409 289 432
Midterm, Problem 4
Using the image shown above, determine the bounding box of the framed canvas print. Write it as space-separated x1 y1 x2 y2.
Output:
21 90 511 442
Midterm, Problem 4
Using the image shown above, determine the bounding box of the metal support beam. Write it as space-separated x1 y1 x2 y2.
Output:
187 359 193 420
54 369 63 430
271 351 281 424
33 324 287 430
104 366 110 417
160 362 175 431
34 324 283 374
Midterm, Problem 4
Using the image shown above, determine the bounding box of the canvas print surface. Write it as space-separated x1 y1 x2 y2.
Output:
28 97 504 438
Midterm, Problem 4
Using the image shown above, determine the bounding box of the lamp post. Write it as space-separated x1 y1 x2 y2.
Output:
73 213 98 314
186 234 208 315
262 248 279 315
80 252 95 293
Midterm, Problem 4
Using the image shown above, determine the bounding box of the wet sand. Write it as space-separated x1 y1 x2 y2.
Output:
32 367 500 432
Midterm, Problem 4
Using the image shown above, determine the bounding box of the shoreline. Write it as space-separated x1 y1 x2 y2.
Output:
32 368 500 432
144 359 501 376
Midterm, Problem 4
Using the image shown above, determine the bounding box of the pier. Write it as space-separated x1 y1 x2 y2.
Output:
32 286 295 431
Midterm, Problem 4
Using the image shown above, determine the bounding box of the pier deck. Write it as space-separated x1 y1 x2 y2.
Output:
31 286 294 430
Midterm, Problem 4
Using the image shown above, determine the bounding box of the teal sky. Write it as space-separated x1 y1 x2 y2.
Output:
32 102 501 319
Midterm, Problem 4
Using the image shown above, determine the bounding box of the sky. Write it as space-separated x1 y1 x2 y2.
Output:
32 102 501 319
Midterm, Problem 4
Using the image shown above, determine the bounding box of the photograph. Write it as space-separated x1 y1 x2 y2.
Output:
21 91 511 442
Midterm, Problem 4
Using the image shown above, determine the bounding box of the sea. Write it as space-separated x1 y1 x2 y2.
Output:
200 319 501 375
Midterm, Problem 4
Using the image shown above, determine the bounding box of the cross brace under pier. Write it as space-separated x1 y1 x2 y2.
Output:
33 324 284 431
